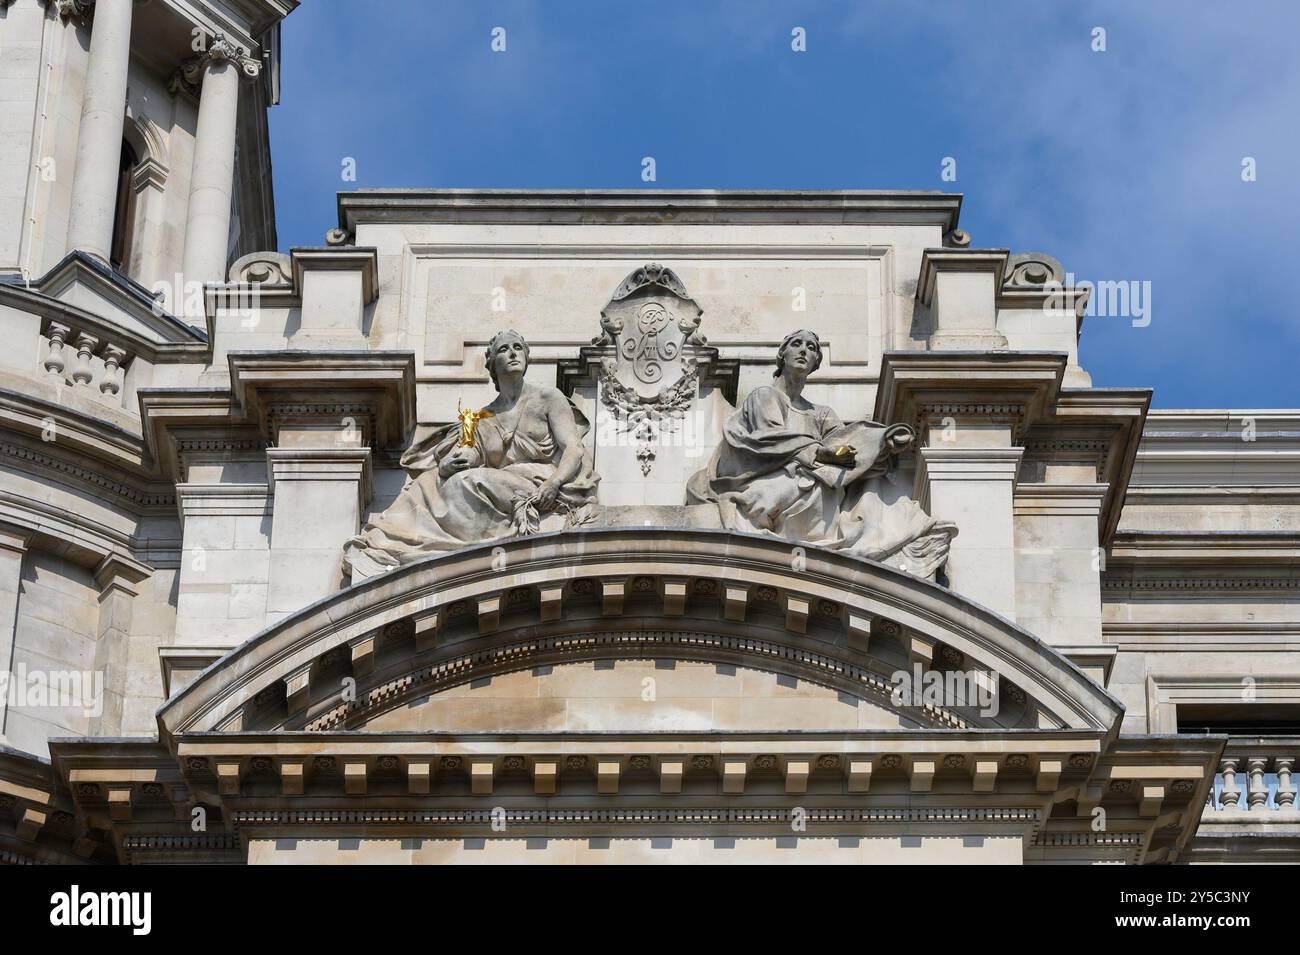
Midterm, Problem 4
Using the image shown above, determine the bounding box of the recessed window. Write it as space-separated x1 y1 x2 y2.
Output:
109 138 139 273
1177 703 1300 735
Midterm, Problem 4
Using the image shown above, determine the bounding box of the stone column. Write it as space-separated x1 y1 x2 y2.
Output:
0 523 33 743
180 36 260 293
265 447 371 621
89 554 148 737
65 0 135 262
1 1 49 271
917 426 1023 619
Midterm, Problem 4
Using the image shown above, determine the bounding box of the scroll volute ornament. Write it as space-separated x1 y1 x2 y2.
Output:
177 33 263 90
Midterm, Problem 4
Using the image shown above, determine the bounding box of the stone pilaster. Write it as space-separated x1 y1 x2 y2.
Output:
0 523 33 744
875 351 1068 623
916 443 1024 619
89 554 149 737
265 448 372 620
1014 482 1109 652
174 483 272 651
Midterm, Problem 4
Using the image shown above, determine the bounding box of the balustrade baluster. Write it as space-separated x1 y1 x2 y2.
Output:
1277 757 1296 810
1218 758 1241 810
100 344 127 397
43 322 71 379
1247 757 1270 811
72 333 98 387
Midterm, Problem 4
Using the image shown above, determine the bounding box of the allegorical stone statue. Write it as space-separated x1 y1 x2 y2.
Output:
343 330 599 577
687 329 956 577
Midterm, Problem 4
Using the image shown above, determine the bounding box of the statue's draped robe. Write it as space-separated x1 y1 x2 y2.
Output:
688 385 955 577
344 391 598 576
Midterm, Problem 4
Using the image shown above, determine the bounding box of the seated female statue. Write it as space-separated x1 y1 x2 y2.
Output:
688 328 955 577
343 330 598 577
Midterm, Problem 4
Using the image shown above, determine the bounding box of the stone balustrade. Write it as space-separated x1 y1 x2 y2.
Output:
40 320 133 406
1202 739 1298 816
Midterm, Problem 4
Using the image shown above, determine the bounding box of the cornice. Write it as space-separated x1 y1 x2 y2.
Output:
29 724 1225 865
1123 485 1300 502
136 388 238 481
157 0 298 59
227 350 417 449
915 247 1008 306
1109 531 1300 565
873 350 1067 440
337 189 964 232
289 246 380 304
0 491 164 576
1102 621 1300 653
0 441 170 510
1131 411 1300 489
0 387 144 471
1022 389 1150 544
1101 574 1300 593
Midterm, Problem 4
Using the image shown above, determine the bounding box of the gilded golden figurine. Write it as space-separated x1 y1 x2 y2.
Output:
343 331 599 577
456 401 493 448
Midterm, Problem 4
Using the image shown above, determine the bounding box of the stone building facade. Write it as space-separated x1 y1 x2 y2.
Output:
0 0 1295 865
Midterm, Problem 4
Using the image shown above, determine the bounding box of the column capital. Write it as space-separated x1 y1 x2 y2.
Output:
93 552 151 600
1012 482 1109 518
0 521 34 557
173 33 262 95
46 0 94 23
917 446 1024 482
175 483 272 527
266 447 373 511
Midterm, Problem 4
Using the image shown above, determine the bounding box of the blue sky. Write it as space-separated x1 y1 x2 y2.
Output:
269 1 1300 409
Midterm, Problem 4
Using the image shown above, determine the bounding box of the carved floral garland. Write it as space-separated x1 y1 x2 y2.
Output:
599 357 698 476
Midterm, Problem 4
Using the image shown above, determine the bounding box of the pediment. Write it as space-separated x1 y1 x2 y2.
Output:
25 252 207 348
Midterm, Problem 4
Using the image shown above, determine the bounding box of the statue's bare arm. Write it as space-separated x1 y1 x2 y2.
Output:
533 391 584 508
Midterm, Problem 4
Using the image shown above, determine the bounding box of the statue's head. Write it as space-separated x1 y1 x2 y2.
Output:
773 328 823 378
485 330 530 388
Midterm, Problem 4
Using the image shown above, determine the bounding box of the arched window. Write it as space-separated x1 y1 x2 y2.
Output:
109 139 139 273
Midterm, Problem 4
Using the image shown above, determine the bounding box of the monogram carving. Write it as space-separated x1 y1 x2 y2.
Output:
621 301 680 386
596 263 704 400
595 264 708 476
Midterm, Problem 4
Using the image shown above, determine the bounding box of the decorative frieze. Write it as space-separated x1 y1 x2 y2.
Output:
1101 575 1300 593
0 442 174 508
301 626 969 733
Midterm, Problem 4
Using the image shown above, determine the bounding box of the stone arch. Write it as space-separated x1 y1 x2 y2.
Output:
121 111 169 182
158 529 1124 740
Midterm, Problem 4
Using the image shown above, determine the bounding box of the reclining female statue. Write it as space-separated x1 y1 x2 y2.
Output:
687 329 956 577
343 330 599 577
